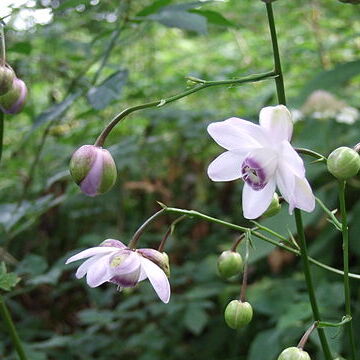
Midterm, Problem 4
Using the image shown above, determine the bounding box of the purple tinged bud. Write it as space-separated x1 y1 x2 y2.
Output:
0 78 27 114
69 145 117 197
0 66 15 96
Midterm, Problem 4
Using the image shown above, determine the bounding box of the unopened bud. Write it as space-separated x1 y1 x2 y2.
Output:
338 0 360 4
263 193 281 217
0 66 15 96
137 248 170 277
277 347 311 360
0 78 27 114
224 300 253 329
217 250 243 279
327 147 360 180
70 145 117 196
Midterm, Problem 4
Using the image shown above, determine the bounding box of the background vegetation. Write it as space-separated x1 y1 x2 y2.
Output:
1 0 360 359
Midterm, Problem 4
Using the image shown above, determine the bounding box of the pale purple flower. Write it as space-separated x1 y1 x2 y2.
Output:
65 239 170 303
207 105 315 219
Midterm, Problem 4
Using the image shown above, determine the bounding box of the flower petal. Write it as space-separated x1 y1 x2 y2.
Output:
100 239 127 249
65 246 119 264
86 254 113 287
207 117 268 151
110 251 141 275
279 141 305 177
75 254 104 279
291 176 315 213
140 257 170 303
259 105 293 142
110 267 141 288
242 178 276 219
80 149 103 197
207 151 244 182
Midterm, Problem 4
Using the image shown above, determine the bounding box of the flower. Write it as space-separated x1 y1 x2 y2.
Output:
65 239 170 303
207 105 315 219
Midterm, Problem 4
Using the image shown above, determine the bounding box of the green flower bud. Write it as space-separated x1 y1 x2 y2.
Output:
0 66 15 96
263 193 281 218
338 0 360 4
70 145 117 196
224 300 253 329
0 78 27 114
327 147 360 180
277 347 311 360
217 250 243 279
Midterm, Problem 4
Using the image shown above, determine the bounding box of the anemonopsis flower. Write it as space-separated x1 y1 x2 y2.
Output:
207 105 315 219
65 239 170 303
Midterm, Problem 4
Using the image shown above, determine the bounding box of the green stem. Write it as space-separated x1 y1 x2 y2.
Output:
266 3 332 358
0 295 28 360
0 111 3 165
94 71 276 146
338 181 357 360
295 148 327 162
295 209 332 360
164 206 360 279
0 24 5 66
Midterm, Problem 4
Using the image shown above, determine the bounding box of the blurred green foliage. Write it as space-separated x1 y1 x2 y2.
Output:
0 0 360 359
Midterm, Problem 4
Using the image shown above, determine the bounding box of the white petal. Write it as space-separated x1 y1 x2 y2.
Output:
244 147 278 181
110 267 141 288
86 254 112 287
65 246 119 264
276 162 295 210
279 141 305 177
110 251 141 275
291 176 315 213
207 151 244 182
140 258 170 303
101 239 127 249
242 178 276 219
207 117 268 151
75 254 104 279
259 105 293 142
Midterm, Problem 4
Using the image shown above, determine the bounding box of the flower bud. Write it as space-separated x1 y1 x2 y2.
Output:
217 250 243 279
137 248 170 277
327 147 360 180
0 66 15 96
70 145 117 196
277 347 311 360
263 193 281 217
224 300 253 329
0 78 27 114
338 0 360 4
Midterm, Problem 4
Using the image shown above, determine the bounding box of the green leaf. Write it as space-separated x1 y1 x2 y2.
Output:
56 0 84 11
183 303 209 335
87 69 128 110
248 329 281 360
8 41 32 55
0 262 20 291
164 1 213 11
136 0 172 16
190 10 236 27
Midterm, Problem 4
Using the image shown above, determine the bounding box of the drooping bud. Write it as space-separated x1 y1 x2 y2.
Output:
327 147 360 180
70 145 117 196
217 250 243 279
263 193 281 217
277 347 311 360
338 0 360 4
137 248 170 277
0 66 15 96
224 300 253 329
0 78 27 114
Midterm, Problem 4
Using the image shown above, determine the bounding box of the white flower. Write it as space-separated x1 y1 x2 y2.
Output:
207 105 315 219
336 106 359 125
65 239 170 303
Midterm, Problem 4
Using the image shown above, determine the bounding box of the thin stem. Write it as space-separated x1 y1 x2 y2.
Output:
265 3 286 105
231 232 249 252
295 209 332 360
239 234 250 302
158 215 186 252
297 322 317 350
0 111 3 165
94 71 276 146
0 24 5 66
295 148 327 162
164 206 360 279
338 180 357 360
0 295 28 360
128 208 166 249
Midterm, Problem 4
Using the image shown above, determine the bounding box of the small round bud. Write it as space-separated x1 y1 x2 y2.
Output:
263 193 281 218
224 300 253 329
338 0 360 4
0 66 15 96
327 147 360 180
217 250 243 279
0 78 27 114
70 145 117 197
277 347 311 360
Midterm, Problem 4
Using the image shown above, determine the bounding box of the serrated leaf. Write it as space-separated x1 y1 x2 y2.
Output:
0 262 20 291
87 69 128 110
190 10 236 27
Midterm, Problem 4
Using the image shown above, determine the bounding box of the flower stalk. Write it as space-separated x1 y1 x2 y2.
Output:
338 180 357 360
0 295 28 360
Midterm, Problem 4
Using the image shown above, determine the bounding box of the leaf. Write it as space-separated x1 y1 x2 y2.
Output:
183 303 209 335
56 0 84 11
0 262 21 291
87 69 129 110
190 10 236 28
248 329 281 360
8 41 32 55
147 10 207 34
17 254 48 277
136 0 172 16
164 1 214 11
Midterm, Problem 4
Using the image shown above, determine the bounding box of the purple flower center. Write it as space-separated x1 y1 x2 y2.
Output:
241 157 267 190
